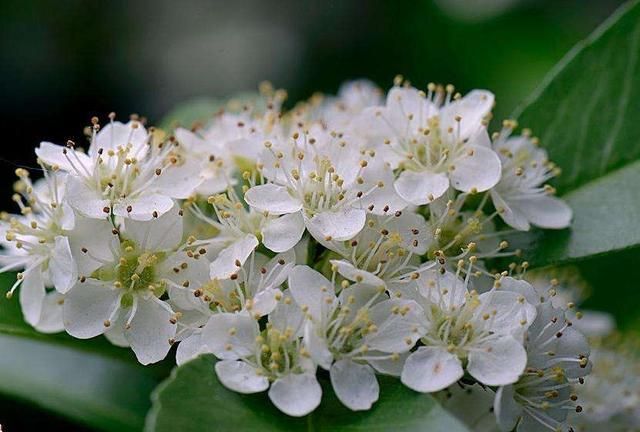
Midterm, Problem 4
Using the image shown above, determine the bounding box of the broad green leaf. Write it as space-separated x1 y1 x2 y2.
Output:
145 355 470 432
0 334 159 432
512 0 640 266
0 273 172 430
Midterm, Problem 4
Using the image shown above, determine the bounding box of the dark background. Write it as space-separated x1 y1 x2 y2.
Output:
0 0 626 430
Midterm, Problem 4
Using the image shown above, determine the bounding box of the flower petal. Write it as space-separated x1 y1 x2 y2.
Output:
49 236 77 294
35 142 93 173
176 331 212 366
202 312 258 360
401 346 463 392
66 177 110 219
19 268 46 327
209 234 259 280
330 259 385 287
244 184 302 215
440 90 494 140
125 297 176 365
467 336 527 386
490 189 531 231
92 121 148 155
262 212 305 253
305 207 366 241
288 265 336 323
330 359 379 411
449 145 501 193
122 204 183 251
515 195 572 229
494 385 522 432
113 193 175 221
215 360 269 394
268 373 322 417
63 280 120 339
394 170 449 205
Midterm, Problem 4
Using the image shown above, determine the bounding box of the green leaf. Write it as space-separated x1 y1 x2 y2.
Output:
512 0 640 266
0 273 172 430
145 355 470 432
0 334 159 432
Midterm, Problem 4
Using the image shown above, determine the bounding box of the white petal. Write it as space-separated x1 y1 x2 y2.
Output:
67 217 118 276
499 277 539 306
49 236 77 294
467 336 527 386
369 351 409 376
19 268 46 327
113 194 175 221
441 90 494 140
63 280 120 339
305 207 366 241
330 259 385 287
125 297 176 365
35 142 92 173
366 299 427 353
330 359 379 411
176 331 212 366
251 288 280 317
516 196 572 229
122 204 183 251
104 310 130 347
244 184 302 215
262 212 305 253
215 360 269 393
449 145 501 193
401 346 463 392
494 386 522 432
288 265 335 323
491 190 530 231
209 234 259 280
394 170 449 205
34 291 65 334
268 373 322 417
92 121 148 155
66 177 110 219
477 290 537 336
304 322 334 370
202 312 258 360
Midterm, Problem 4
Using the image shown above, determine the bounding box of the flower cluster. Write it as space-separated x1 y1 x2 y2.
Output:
3 78 597 428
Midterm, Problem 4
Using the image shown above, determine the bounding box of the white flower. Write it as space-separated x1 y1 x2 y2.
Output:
316 80 384 128
521 270 616 339
491 129 572 231
360 83 501 204
567 347 640 430
397 270 536 392
245 122 406 243
62 206 191 364
494 301 591 432
288 265 426 411
193 190 304 254
36 119 202 221
1 169 75 332
325 211 434 288
202 296 322 417
169 242 296 365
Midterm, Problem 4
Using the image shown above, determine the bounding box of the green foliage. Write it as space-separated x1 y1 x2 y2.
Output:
0 274 170 431
145 355 470 432
514 0 640 266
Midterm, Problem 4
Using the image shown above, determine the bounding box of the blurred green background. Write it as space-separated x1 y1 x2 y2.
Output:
0 0 626 430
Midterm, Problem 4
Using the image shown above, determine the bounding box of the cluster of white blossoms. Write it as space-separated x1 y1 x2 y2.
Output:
4 77 612 429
